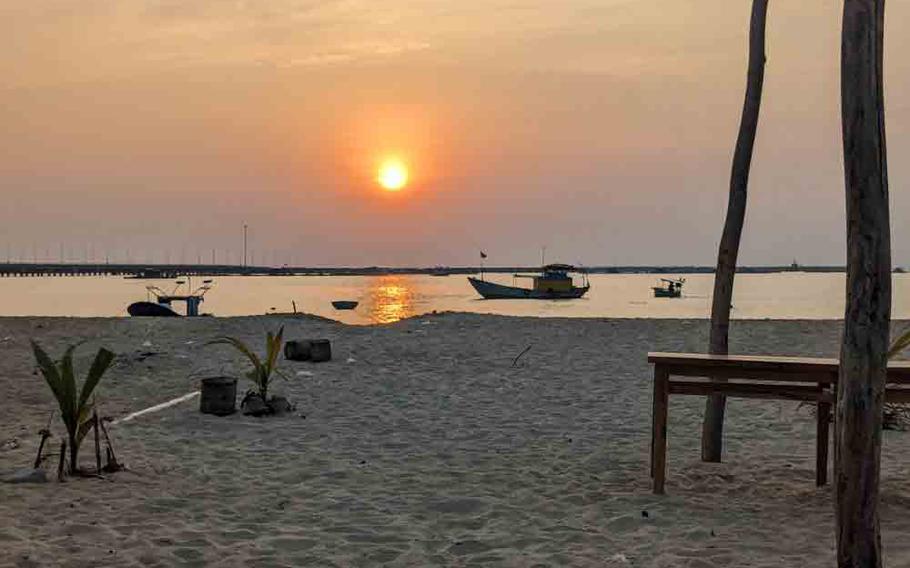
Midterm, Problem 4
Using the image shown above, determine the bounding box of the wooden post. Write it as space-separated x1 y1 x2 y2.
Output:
99 418 119 470
93 410 102 475
57 440 67 481
837 1 889 566
34 430 51 469
703 0 769 463
650 369 658 479
816 395 831 487
34 411 54 469
652 365 670 494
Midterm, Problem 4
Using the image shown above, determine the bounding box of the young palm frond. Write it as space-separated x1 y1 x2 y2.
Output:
32 341 115 473
888 325 910 360
883 326 910 430
208 326 286 400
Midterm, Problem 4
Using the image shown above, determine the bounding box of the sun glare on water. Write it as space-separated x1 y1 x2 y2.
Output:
377 160 409 191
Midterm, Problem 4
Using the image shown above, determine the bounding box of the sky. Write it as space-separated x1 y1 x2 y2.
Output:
1 1 909 267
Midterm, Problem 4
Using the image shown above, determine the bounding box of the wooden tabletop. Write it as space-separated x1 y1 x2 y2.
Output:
648 352 910 383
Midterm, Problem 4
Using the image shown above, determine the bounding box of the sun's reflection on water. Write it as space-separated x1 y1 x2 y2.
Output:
366 276 417 324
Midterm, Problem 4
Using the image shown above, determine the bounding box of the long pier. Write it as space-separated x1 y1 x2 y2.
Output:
0 264 280 278
0 263 848 278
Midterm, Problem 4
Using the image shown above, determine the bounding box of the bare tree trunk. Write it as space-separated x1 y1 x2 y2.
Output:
702 0 769 462
837 1 889 566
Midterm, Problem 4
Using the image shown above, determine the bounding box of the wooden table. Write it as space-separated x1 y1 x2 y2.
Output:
648 352 910 494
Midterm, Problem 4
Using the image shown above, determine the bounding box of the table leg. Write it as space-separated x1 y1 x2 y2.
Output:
816 390 831 487
652 365 670 494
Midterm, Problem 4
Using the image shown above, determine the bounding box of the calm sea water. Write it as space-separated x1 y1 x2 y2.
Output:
1 272 909 325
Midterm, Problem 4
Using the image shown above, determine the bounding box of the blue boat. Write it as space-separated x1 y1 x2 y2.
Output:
468 264 590 299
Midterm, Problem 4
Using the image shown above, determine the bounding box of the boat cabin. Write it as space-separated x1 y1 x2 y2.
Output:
128 277 214 317
517 264 581 293
154 294 205 316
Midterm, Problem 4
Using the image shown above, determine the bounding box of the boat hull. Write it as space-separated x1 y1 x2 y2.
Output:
331 300 359 310
127 302 181 317
468 277 589 300
652 288 682 298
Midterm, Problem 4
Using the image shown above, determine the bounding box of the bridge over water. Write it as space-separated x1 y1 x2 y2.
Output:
0 264 283 278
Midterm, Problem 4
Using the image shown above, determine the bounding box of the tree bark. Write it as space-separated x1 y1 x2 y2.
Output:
837 1 889 566
702 0 769 462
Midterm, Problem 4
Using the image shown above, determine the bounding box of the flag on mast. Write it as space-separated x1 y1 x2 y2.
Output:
480 251 487 259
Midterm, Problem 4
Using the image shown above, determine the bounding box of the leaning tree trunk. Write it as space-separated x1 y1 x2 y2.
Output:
837 1 890 566
702 0 769 462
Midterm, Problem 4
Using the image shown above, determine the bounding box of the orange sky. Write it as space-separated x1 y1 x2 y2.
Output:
1 1 909 266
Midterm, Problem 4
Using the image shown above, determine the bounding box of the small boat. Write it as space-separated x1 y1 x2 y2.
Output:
429 267 452 277
128 277 214 317
127 301 180 317
331 300 359 310
653 278 684 298
468 264 589 299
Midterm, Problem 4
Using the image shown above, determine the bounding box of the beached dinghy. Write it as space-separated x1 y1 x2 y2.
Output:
127 301 181 317
468 264 590 299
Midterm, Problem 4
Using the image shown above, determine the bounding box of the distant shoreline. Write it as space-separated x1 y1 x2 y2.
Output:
0 262 854 278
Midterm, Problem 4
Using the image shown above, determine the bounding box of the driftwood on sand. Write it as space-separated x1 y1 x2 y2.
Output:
511 345 532 367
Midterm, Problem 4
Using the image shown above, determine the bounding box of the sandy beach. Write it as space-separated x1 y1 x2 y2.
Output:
1 313 910 567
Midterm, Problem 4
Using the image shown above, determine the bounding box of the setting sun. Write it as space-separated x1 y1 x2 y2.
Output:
377 160 409 191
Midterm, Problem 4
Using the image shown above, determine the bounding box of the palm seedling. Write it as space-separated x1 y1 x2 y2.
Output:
884 326 910 429
888 325 910 361
208 326 286 401
32 341 115 473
